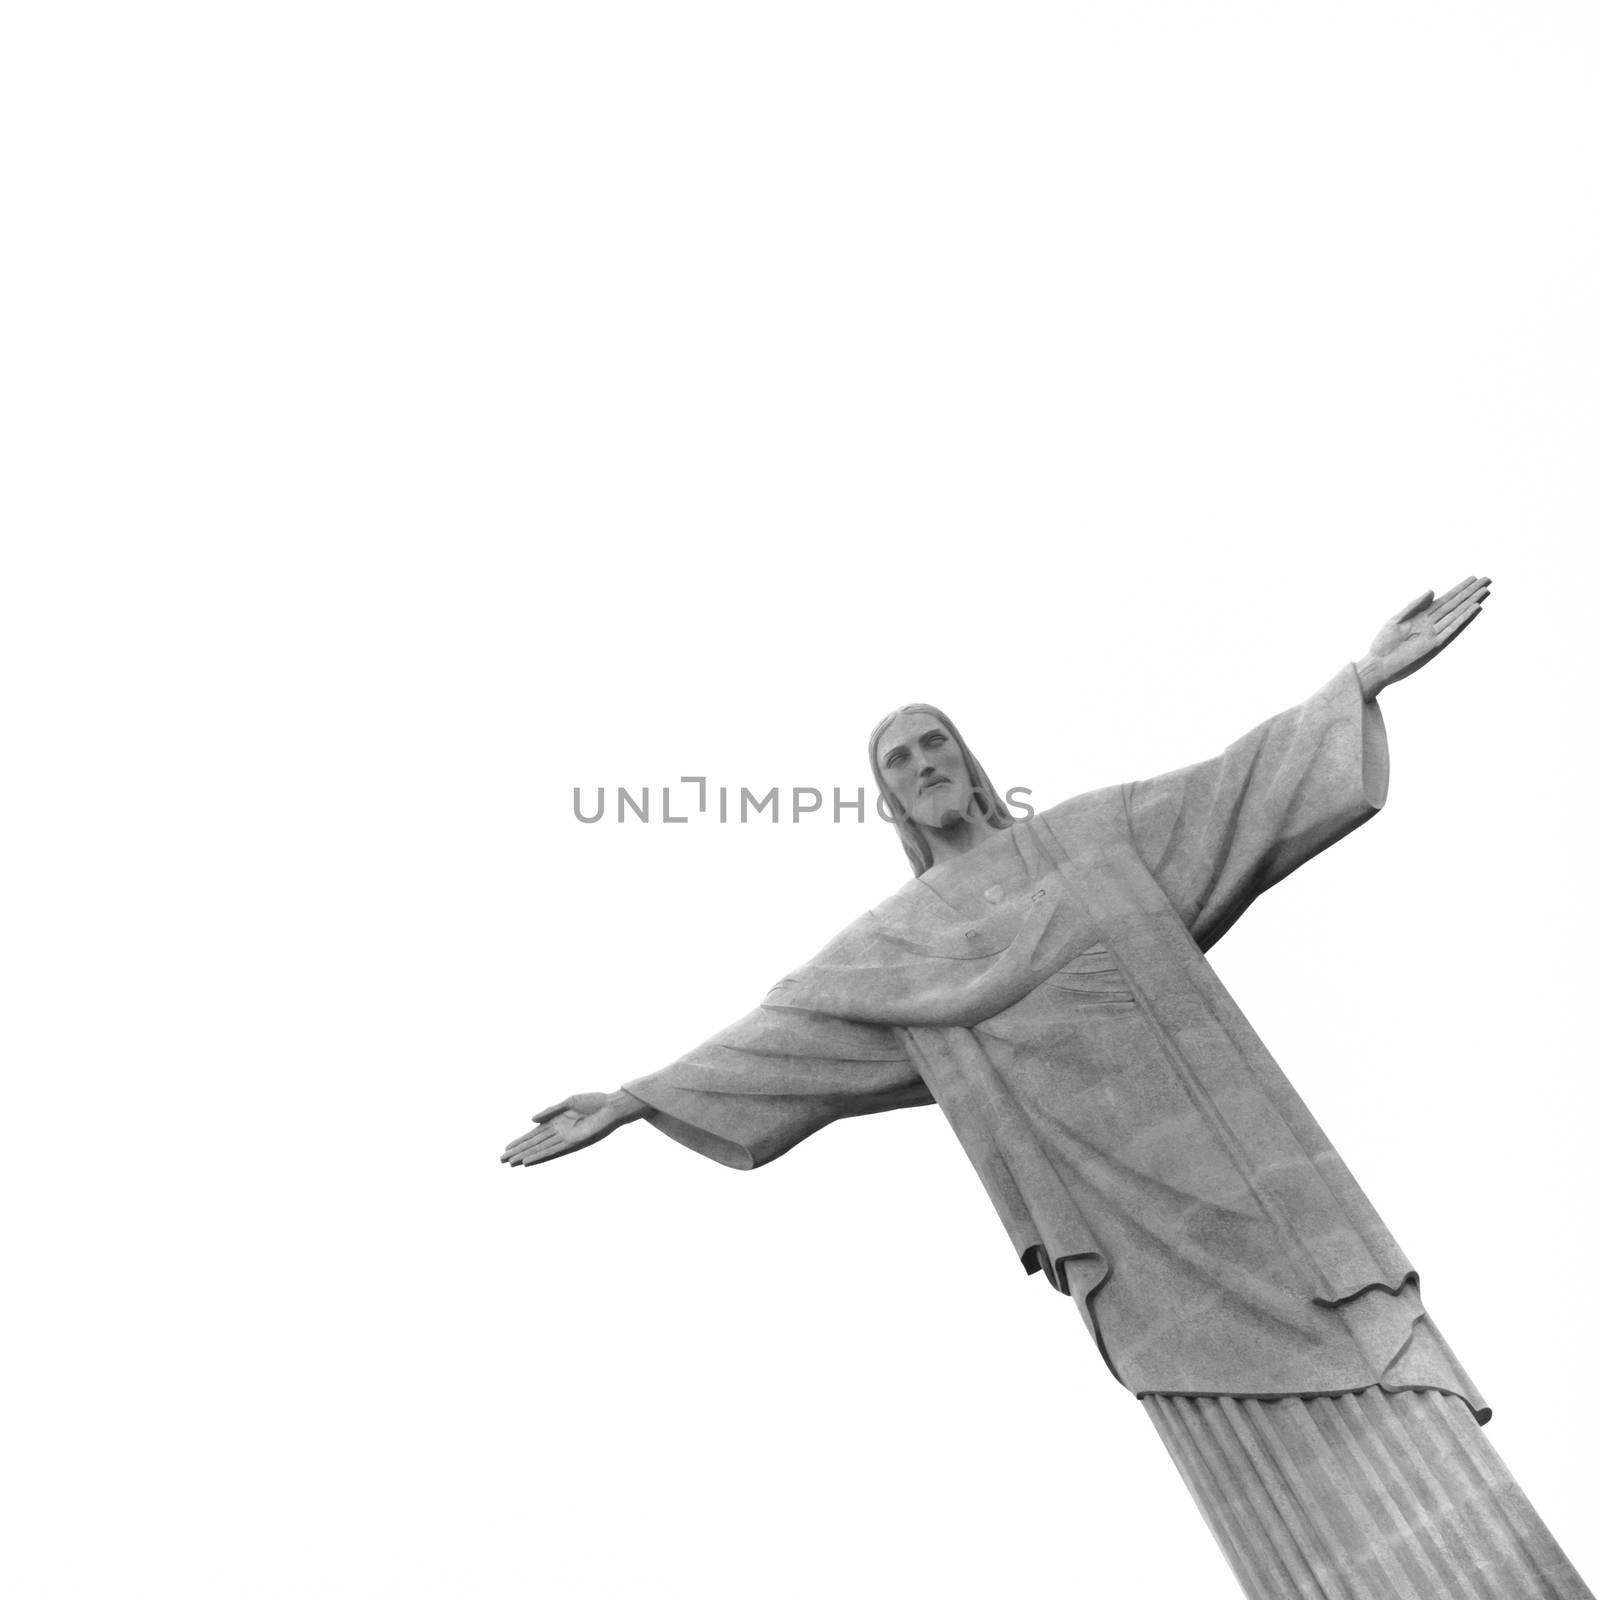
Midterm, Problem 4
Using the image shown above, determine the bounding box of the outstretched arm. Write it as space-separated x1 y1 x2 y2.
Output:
501 1089 651 1167
502 996 928 1172
1117 574 1491 949
1355 575 1491 700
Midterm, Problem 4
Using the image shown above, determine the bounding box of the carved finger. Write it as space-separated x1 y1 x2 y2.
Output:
1438 603 1482 641
506 1134 564 1166
531 1101 572 1123
504 1123 552 1151
527 1133 578 1165
1430 585 1488 632
1396 589 1434 622
1439 575 1490 607
505 1123 566 1156
512 1126 569 1152
1431 575 1479 611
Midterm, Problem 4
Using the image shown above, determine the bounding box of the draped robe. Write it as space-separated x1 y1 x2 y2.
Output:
625 667 1485 1417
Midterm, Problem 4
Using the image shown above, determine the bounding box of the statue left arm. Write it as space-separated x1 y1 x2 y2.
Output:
1355 575 1490 699
1122 577 1490 949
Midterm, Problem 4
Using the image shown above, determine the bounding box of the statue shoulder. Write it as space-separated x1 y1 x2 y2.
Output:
1035 780 1132 843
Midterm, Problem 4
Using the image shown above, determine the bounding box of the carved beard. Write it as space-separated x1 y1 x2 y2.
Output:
912 782 973 831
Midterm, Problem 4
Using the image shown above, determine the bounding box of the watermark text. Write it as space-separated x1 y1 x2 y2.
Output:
573 777 1035 824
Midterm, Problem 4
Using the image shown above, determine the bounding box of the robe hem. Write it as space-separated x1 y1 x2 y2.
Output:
632 1106 757 1170
1133 1380 1490 1427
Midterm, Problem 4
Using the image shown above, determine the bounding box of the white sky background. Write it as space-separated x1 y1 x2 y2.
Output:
5 3 1599 1597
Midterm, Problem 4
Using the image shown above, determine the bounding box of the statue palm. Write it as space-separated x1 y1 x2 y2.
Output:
502 1091 645 1166
1358 574 1489 695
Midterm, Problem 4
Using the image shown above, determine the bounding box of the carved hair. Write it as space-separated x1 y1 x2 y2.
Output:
868 703 1015 877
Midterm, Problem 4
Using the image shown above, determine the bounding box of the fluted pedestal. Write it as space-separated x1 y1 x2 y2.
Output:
1145 1389 1592 1600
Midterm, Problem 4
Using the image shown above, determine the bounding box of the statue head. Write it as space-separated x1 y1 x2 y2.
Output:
869 703 1015 876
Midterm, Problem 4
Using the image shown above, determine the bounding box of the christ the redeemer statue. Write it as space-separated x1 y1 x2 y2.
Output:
506 577 1591 1600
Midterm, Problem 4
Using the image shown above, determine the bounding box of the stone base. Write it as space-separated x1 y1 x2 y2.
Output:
1144 1389 1592 1600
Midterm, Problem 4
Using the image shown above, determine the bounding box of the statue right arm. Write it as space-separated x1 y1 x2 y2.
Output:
620 1004 930 1169
503 919 934 1171
501 998 929 1172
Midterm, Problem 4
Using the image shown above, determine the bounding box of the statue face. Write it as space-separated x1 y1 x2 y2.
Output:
876 711 975 831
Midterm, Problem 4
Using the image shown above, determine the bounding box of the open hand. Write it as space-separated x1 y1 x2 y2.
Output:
1357 576 1491 698
501 1091 644 1167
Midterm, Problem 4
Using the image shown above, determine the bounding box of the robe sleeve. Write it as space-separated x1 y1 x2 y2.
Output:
623 1003 932 1170
1122 664 1389 949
